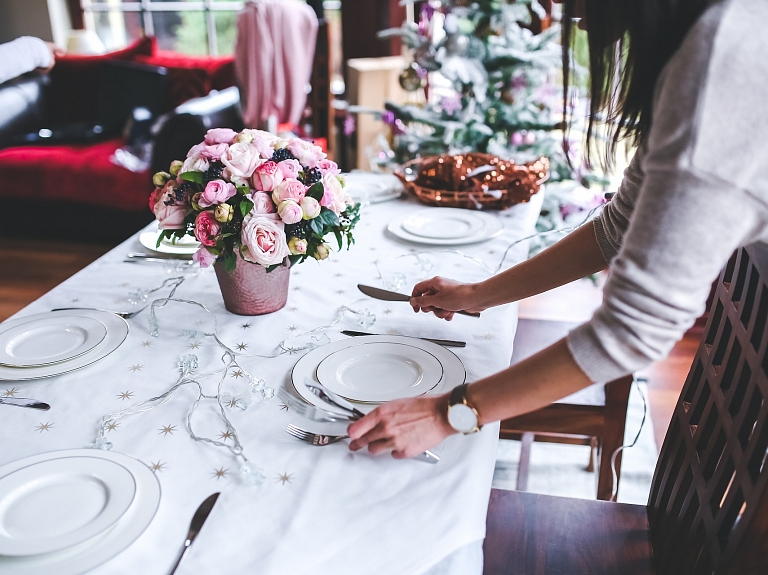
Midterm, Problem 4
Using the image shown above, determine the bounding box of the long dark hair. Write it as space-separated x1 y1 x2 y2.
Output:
561 0 711 169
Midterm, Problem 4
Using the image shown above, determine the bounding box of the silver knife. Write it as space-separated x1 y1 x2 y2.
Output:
341 330 466 348
357 284 481 318
168 492 220 575
0 397 51 410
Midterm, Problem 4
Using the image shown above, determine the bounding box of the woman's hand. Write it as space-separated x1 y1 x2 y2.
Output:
347 394 456 459
410 277 486 321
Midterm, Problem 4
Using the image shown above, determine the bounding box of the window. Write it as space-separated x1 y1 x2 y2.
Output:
81 0 245 56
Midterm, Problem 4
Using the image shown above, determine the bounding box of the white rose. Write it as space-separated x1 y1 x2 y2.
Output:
181 155 209 174
240 213 290 267
221 142 264 179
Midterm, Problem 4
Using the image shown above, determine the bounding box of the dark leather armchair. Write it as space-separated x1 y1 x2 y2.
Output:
0 73 50 148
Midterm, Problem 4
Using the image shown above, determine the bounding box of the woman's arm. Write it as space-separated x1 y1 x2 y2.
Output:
0 37 55 86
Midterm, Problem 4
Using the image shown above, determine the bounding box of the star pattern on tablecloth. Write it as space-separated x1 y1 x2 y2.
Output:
3 388 19 397
71 298 80 303
241 323 252 329
159 425 176 436
482 333 495 340
225 397 240 409
289 306 299 312
150 461 166 473
140 341 152 348
336 289 345 295
106 422 120 432
195 320 205 326
35 422 53 433
128 364 144 372
120 282 131 288
276 472 293 485
117 391 134 401
218 431 233 441
211 467 228 480
235 343 248 351
287 326 298 332
188 342 201 350
383 309 393 315
386 329 400 336
279 404 289 412
334 273 344 278
292 286 301 291
231 370 244 379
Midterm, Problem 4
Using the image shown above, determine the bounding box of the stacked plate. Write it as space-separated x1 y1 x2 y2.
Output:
0 311 129 382
0 449 160 575
291 335 466 414
387 208 503 245
343 172 405 204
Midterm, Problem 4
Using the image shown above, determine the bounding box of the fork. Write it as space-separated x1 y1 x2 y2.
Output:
285 424 440 464
51 305 148 319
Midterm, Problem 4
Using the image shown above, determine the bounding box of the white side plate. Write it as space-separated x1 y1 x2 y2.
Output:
139 229 199 256
316 342 443 403
0 316 107 368
387 208 503 246
0 457 136 556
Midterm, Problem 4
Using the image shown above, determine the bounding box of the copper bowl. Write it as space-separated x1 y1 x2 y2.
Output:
395 153 549 210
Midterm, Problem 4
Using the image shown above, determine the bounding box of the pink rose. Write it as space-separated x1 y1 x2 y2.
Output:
148 186 164 212
277 200 303 225
252 161 284 192
278 159 302 180
317 159 340 176
250 192 277 215
201 143 229 160
299 196 321 219
221 142 263 180
246 130 279 158
320 174 347 214
240 213 290 267
193 247 217 268
204 128 238 145
287 138 326 169
272 178 307 204
187 142 206 158
194 211 221 247
153 181 188 230
199 180 236 208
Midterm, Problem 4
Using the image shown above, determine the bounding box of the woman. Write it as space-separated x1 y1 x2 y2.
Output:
0 37 61 86
348 0 768 458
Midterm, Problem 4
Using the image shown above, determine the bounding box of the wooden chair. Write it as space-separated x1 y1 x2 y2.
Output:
483 243 768 575
500 318 633 500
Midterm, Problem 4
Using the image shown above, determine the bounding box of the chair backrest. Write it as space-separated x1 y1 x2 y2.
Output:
648 243 768 574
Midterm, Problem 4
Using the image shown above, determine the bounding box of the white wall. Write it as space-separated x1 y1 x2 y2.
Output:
0 0 71 47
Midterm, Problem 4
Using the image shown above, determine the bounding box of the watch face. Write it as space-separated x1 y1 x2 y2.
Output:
448 403 478 434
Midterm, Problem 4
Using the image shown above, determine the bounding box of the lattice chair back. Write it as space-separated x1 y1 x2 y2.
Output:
648 243 768 574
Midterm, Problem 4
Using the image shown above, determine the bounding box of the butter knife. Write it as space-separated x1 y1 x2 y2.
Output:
341 330 466 348
168 492 220 575
357 284 481 318
0 397 50 411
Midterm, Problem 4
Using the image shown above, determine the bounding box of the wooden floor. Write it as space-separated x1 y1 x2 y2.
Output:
0 240 697 450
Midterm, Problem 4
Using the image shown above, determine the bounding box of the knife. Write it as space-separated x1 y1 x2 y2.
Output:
341 330 466 348
0 397 51 411
168 492 220 575
357 284 481 318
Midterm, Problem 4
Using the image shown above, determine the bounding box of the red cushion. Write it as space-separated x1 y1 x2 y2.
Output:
0 140 150 212
47 37 157 124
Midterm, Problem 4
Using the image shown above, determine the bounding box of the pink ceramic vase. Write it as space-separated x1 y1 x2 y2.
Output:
214 257 291 315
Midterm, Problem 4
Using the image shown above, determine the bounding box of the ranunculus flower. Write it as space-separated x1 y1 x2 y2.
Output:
288 138 326 169
277 200 303 225
245 130 279 158
272 179 306 204
288 237 308 255
214 203 234 223
240 213 290 267
299 196 321 219
181 155 209 174
252 161 284 192
201 143 229 160
317 159 340 176
194 211 221 247
148 185 165 212
193 247 217 268
250 191 277 215
199 180 236 208
320 174 347 214
221 142 263 180
313 243 330 260
204 128 238 145
187 142 206 158
278 159 302 180
152 180 188 229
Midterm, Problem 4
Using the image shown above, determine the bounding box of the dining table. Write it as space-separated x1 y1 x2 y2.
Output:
0 187 543 575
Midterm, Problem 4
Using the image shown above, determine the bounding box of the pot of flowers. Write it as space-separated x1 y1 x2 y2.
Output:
149 128 360 315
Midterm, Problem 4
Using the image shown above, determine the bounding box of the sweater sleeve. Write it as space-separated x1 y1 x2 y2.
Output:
0 37 52 86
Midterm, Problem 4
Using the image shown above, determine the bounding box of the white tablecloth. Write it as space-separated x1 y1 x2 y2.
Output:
0 192 542 575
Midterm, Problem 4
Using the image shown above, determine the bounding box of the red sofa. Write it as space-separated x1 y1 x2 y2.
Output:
0 37 237 240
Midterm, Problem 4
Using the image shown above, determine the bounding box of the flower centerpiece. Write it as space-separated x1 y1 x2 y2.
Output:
149 128 360 314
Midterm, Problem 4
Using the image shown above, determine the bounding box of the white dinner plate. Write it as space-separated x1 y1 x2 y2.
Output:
139 229 199 256
343 172 404 204
401 211 486 240
387 208 503 246
0 311 129 382
290 335 466 415
0 316 107 368
0 449 160 575
0 457 136 556
316 342 443 403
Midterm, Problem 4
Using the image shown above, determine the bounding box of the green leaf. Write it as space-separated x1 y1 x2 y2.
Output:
155 230 174 248
333 228 343 250
288 254 304 267
266 264 280 273
319 208 339 227
222 252 237 273
180 171 204 184
236 184 250 196
239 198 254 218
306 182 325 202
310 218 324 236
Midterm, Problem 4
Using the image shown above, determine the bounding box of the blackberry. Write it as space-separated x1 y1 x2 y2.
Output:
285 220 311 240
176 181 196 203
271 148 296 163
204 160 225 184
301 167 322 186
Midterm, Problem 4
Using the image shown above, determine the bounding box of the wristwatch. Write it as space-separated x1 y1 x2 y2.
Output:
447 384 481 434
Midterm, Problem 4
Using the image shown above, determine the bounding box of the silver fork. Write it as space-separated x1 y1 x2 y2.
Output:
285 424 440 464
51 305 148 319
